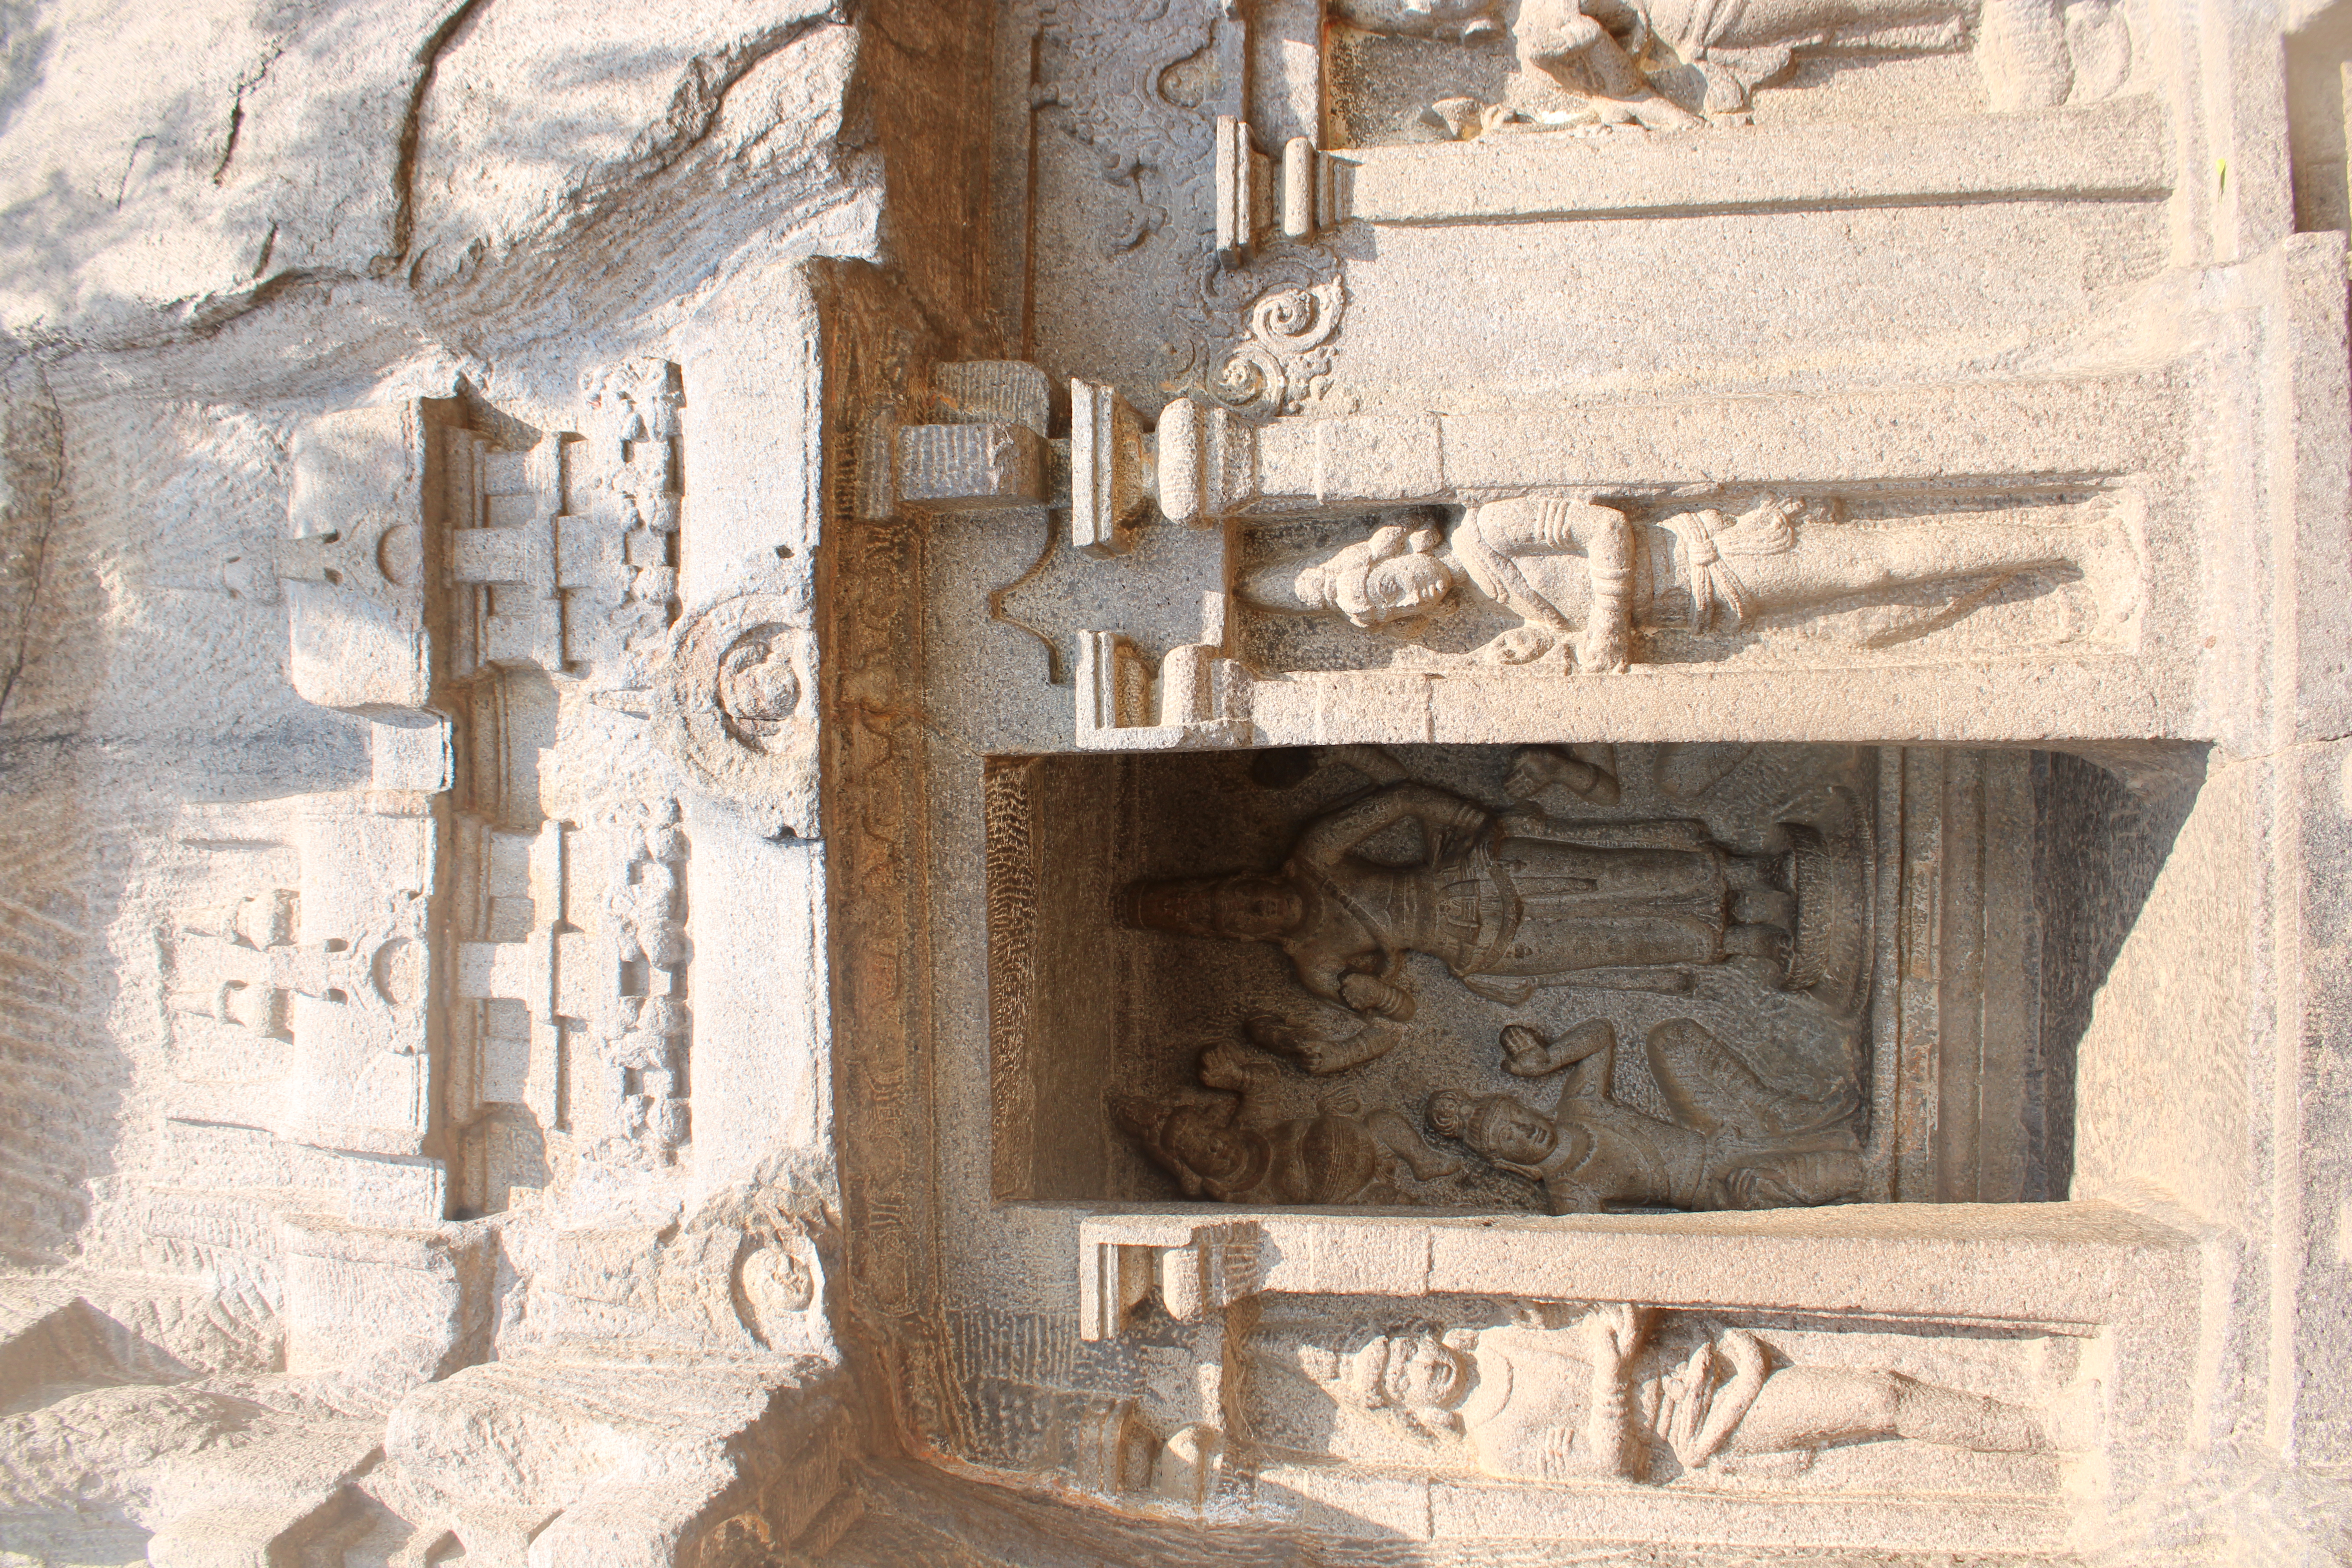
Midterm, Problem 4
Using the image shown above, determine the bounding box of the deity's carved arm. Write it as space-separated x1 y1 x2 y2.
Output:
1580 1301 1648 1478
1501 1018 1618 1082
1680 1326 1771 1468
1293 782 1493 873
1198 1040 1278 1102
1246 1013 1403 1075
1495 815 1716 854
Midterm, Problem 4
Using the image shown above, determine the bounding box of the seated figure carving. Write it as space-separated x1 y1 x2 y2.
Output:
1113 1040 1461 1203
1426 1018 1863 1212
1242 494 2138 672
1349 1301 2052 1481
1122 778 1797 1023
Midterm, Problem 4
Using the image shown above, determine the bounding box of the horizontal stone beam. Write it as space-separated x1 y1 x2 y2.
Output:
1336 99 2171 227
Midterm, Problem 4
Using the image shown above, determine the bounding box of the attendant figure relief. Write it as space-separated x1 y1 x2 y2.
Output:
1242 494 2139 673
1331 0 2130 131
1348 1301 2056 1483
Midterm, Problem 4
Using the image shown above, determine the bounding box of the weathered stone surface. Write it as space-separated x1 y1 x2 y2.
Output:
4 0 2352 1562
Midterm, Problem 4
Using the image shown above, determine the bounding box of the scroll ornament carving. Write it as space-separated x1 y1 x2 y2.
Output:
1213 280 1347 419
1028 0 1219 257
1026 0 1346 397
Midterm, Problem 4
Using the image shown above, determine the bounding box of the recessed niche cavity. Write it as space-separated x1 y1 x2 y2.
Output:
987 742 2199 1213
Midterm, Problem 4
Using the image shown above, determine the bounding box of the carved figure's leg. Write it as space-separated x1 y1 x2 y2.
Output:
1731 522 2126 621
1363 1108 1464 1180
1723 1147 1864 1208
1515 0 1706 128
1977 0 2073 109
1725 1367 2044 1457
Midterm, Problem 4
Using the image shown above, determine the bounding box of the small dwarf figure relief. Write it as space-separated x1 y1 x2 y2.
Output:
1112 1041 1460 1205
1241 495 2138 673
1122 778 1797 1024
1426 1018 1862 1213
1349 1301 2053 1482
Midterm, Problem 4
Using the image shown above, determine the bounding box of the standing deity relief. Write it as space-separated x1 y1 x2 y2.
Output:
1121 755 1867 1021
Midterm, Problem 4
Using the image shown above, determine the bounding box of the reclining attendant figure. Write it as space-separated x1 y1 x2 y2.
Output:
1332 0 2121 128
1350 1301 2052 1482
1240 494 2138 672
1426 1018 1863 1212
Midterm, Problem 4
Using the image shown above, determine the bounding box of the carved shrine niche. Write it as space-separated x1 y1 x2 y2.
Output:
986 740 2192 1213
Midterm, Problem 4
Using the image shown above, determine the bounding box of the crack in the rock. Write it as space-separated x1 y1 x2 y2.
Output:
111 133 156 210
382 0 495 270
211 44 289 188
0 365 65 733
572 12 846 211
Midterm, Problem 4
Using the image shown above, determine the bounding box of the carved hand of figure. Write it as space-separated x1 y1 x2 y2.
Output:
1725 1164 1802 1209
1423 797 1492 864
1506 746 1615 804
1339 971 1416 1021
1504 748 1563 800
1502 1018 1614 1077
1508 1299 1576 1331
1487 626 1557 666
1200 1041 1275 1093
1582 1301 1643 1366
1500 1022 1554 1076
1742 494 1803 527
1716 1327 1769 1383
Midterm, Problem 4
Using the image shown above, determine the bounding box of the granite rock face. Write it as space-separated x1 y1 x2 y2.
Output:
2 0 2351 1563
